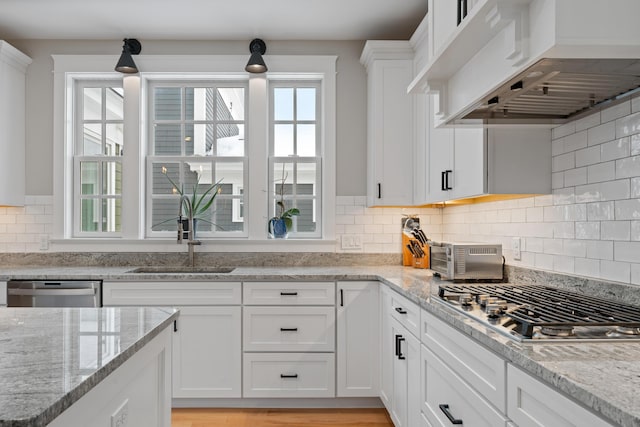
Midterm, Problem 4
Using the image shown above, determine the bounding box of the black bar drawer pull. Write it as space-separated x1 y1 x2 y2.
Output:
280 327 298 332
395 334 401 357
280 374 298 378
395 307 408 314
441 171 447 191
439 404 463 425
377 183 382 199
445 170 453 190
174 320 178 332
340 289 344 307
280 292 298 296
397 336 406 360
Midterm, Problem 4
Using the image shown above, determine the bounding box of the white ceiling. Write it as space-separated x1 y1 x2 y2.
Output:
0 0 427 41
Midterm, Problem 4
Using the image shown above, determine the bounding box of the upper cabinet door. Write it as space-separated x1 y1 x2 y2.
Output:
361 41 415 207
452 127 486 200
0 41 31 206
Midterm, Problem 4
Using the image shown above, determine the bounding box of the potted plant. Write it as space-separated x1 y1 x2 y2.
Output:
159 166 223 238
269 165 299 239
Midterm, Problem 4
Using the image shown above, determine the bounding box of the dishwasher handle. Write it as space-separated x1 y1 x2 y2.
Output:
8 288 97 297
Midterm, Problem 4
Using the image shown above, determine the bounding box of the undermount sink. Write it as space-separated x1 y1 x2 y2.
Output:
127 266 236 274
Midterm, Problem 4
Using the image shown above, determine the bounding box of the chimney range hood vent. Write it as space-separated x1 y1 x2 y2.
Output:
459 58 640 124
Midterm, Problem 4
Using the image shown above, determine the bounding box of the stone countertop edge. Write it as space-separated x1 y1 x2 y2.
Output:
0 308 179 427
0 266 637 426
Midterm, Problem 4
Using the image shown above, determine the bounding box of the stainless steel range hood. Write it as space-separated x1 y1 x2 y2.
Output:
458 58 640 124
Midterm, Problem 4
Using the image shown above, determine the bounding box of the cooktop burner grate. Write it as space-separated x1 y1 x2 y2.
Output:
438 284 640 339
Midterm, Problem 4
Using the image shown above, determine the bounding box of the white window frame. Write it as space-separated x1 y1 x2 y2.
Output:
52 54 337 252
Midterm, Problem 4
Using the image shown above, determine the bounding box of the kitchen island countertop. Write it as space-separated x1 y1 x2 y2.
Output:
0 306 178 426
0 265 638 426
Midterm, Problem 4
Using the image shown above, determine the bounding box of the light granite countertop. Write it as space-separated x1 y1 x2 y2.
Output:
0 265 639 426
0 306 179 427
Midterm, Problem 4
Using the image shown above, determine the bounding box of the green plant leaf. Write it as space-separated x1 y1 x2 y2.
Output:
284 217 293 230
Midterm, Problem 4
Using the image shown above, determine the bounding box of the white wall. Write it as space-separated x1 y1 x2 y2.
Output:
442 96 640 286
7 39 368 196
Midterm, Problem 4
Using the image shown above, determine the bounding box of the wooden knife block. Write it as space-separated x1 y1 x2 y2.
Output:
402 232 429 269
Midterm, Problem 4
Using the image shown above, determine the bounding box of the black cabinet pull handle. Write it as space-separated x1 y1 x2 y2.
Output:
395 334 401 357
377 183 381 199
280 327 298 332
397 336 406 360
280 292 298 296
441 171 447 191
340 289 344 307
445 170 453 190
395 307 408 314
439 404 463 425
173 320 178 332
280 374 298 378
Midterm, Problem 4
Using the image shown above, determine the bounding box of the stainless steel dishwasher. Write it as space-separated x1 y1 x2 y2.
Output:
7 280 102 307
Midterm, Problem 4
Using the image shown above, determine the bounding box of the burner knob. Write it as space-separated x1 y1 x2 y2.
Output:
486 303 503 318
459 293 473 306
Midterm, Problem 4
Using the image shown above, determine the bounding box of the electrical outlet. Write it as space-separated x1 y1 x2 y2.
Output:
111 399 129 427
512 237 521 261
39 235 49 251
341 235 363 250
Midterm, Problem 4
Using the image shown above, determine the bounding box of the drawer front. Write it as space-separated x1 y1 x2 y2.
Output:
388 287 420 338
421 309 506 411
102 281 241 306
507 365 613 427
243 306 335 352
243 282 335 306
422 346 508 427
243 353 335 398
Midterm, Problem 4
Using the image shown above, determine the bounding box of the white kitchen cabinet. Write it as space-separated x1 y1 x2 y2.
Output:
424 102 551 203
421 345 508 427
507 364 613 427
0 281 6 306
430 0 458 57
173 306 241 398
102 281 242 399
0 41 31 206
360 41 415 207
381 285 421 427
336 281 379 397
243 281 335 305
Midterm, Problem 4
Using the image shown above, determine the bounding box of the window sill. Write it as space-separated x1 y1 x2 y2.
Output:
49 238 338 253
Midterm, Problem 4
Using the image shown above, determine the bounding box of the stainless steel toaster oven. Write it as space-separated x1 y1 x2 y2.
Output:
429 242 503 281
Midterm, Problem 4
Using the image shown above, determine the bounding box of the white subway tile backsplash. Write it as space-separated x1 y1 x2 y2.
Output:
632 221 640 241
632 264 640 286
587 122 615 146
553 255 575 274
633 96 640 113
615 241 640 263
587 162 615 183
552 188 575 205
616 110 640 137
563 167 587 187
575 183 600 203
615 199 640 220
601 221 630 241
543 238 564 255
601 260 631 283
575 222 600 240
535 253 554 270
564 131 588 152
586 201 615 221
601 137 630 161
603 100 631 124
552 172 564 189
564 240 586 257
553 222 574 239
599 180 630 201
552 139 565 156
615 156 640 179
552 122 576 139
575 146 601 167
632 134 640 156
586 240 614 260
525 237 544 253
552 152 575 172
575 258 600 278
575 112 601 132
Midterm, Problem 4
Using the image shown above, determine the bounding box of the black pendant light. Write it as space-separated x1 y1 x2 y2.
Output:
245 38 267 73
115 38 142 74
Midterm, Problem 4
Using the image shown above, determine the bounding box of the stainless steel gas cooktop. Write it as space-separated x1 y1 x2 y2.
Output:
437 284 640 342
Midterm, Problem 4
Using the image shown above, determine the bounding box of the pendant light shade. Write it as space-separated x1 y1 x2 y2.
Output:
245 38 267 73
115 38 142 74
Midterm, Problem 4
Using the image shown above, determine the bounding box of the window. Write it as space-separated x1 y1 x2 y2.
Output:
54 54 336 248
147 82 247 237
270 82 322 238
74 81 123 236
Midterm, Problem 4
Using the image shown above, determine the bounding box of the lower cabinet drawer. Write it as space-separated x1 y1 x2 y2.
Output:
243 306 335 352
422 346 508 427
243 353 335 398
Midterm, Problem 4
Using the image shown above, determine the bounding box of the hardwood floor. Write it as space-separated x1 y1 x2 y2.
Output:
171 408 394 427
